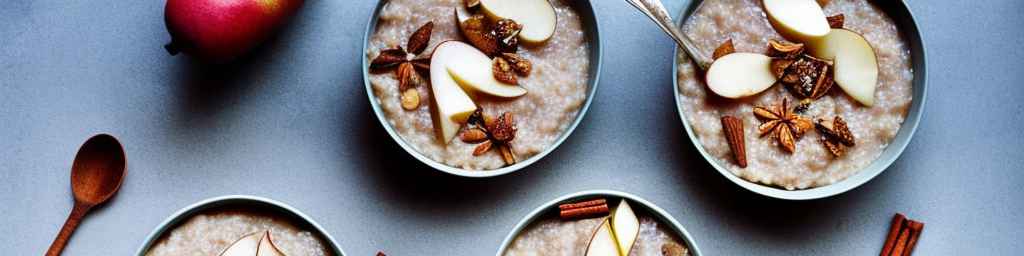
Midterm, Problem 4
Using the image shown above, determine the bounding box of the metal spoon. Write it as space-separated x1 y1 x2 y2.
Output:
626 0 712 70
46 134 127 256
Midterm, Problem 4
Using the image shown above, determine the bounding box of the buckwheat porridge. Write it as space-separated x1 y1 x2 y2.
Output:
676 0 913 189
145 208 333 256
367 0 590 170
504 199 690 256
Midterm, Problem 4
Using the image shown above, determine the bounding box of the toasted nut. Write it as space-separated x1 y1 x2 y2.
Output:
499 144 516 165
400 89 420 110
461 17 501 56
767 40 805 59
465 0 480 8
721 116 747 168
501 53 532 76
488 112 516 142
712 39 735 60
827 14 845 28
459 128 489 143
473 140 493 156
493 57 518 85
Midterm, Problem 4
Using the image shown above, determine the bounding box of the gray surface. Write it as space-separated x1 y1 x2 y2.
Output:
2 0 1023 255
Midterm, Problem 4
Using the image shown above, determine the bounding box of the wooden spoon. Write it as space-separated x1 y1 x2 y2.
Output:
45 134 127 256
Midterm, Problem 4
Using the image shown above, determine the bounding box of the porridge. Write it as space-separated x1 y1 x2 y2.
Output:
676 0 913 190
504 198 691 256
367 0 591 170
145 208 333 256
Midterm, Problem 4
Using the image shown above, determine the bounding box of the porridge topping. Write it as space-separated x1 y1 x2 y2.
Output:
816 116 856 157
493 56 518 84
780 54 834 100
460 110 519 165
219 231 286 256
558 198 610 220
720 116 747 168
826 13 845 29
370 22 436 111
880 213 925 256
767 40 805 59
753 98 814 153
661 242 688 256
501 53 533 76
711 39 735 60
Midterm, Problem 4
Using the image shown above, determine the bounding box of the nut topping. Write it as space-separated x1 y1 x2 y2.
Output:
494 19 522 53
465 0 480 8
753 98 813 153
488 112 517 142
767 40 805 59
493 56 518 85
816 116 856 157
460 110 519 166
459 128 489 143
460 15 501 56
780 55 834 100
827 14 845 28
473 140 493 156
501 53 532 76
369 22 435 109
400 89 420 110
712 39 735 60
721 116 747 168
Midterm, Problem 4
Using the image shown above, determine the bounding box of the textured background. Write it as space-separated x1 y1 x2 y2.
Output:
3 0 1024 255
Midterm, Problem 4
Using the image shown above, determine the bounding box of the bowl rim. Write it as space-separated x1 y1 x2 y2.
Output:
671 0 928 200
494 189 703 256
134 195 347 256
361 0 603 178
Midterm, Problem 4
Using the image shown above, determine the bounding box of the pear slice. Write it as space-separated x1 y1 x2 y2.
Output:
610 200 640 256
430 41 480 144
257 231 286 256
219 232 261 256
585 218 621 256
705 53 778 98
809 29 879 106
762 0 830 43
479 0 557 44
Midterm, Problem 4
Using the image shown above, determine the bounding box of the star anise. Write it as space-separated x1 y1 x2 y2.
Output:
753 98 814 153
459 109 518 165
370 22 434 110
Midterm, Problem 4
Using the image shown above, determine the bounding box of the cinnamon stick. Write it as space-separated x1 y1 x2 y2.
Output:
880 213 907 256
901 220 925 256
558 199 610 220
889 227 911 256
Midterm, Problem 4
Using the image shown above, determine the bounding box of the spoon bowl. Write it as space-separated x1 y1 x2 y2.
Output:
46 134 127 256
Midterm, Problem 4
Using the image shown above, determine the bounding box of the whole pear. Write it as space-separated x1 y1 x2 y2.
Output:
164 0 304 63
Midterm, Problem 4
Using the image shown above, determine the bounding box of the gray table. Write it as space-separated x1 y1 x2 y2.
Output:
3 0 1023 255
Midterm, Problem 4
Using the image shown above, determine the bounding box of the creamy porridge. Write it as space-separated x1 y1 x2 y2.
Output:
676 0 913 189
504 199 691 256
145 208 333 256
367 0 591 170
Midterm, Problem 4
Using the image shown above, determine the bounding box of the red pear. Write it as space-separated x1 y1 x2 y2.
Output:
164 0 304 63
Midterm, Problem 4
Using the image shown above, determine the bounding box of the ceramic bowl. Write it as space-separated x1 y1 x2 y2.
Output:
495 190 703 256
361 0 602 177
672 0 927 200
135 195 346 256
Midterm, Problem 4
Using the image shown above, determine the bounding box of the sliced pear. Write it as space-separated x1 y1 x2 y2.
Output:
257 231 286 256
447 61 527 98
585 218 621 256
705 53 778 98
219 232 261 256
430 41 479 144
610 200 640 256
809 29 878 106
479 0 557 44
762 0 830 43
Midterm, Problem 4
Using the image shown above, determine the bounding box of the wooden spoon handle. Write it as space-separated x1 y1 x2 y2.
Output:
46 203 91 256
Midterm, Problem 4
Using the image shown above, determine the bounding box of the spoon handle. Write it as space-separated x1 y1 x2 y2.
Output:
625 0 712 70
46 203 91 256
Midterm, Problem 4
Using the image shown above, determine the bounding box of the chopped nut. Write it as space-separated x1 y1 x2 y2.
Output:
767 40 805 59
827 14 845 28
400 88 420 110
494 19 522 53
465 0 480 8
721 116 747 168
493 57 518 85
406 22 433 55
460 16 501 56
770 58 796 78
661 242 688 256
816 116 856 157
781 55 834 100
499 144 516 165
473 140 493 156
501 53 532 76
459 128 489 143
488 112 516 142
820 136 844 157
712 39 735 60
